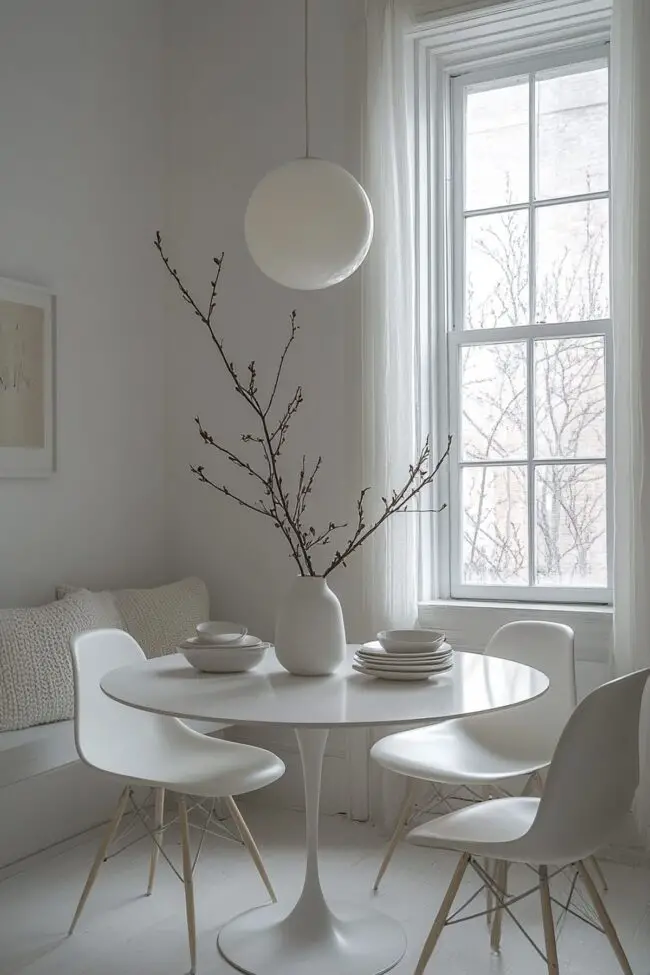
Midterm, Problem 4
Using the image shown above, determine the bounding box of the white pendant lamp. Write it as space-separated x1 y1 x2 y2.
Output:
245 0 374 291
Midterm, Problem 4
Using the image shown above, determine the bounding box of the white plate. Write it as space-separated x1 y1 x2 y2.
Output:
358 643 452 662
352 662 452 681
357 643 452 658
180 634 264 650
354 662 453 678
354 656 452 674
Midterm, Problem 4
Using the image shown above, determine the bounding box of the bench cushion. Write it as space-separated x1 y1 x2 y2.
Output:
57 577 209 658
0 591 124 732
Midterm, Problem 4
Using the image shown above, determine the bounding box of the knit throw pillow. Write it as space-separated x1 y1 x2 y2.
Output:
56 577 209 659
0 590 123 732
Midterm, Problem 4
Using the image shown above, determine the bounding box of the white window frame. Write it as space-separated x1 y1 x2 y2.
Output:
413 11 613 606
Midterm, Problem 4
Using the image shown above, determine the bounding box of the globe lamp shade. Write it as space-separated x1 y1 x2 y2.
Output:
245 157 374 290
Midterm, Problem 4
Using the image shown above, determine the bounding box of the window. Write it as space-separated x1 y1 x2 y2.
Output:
432 47 611 603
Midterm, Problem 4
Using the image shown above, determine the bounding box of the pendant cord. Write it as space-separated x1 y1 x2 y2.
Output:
304 0 310 158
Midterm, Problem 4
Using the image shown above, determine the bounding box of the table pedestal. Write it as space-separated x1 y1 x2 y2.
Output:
218 728 406 975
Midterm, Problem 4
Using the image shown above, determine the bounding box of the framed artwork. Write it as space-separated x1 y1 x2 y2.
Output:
0 277 54 476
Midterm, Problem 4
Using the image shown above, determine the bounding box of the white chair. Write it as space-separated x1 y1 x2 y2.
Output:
68 629 285 974
371 621 577 892
406 668 650 975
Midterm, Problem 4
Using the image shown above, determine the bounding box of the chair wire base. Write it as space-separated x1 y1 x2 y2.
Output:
412 854 632 975
114 790 242 883
104 789 243 878
68 785 276 975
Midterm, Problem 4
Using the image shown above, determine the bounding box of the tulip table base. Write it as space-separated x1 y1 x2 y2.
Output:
217 728 406 975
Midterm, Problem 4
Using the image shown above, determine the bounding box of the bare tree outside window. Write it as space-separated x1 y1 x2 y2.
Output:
451 57 610 596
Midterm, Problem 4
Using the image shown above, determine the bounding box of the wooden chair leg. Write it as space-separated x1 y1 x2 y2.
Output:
225 796 276 903
146 787 165 895
178 796 197 975
373 779 417 892
490 860 509 952
414 853 471 975
539 865 559 974
69 786 130 934
484 858 494 926
589 855 608 892
577 861 632 975
481 785 495 923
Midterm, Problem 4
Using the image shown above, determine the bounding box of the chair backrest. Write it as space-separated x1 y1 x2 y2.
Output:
476 621 576 755
70 628 163 775
524 668 650 863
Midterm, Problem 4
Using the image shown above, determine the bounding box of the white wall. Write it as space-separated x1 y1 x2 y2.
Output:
0 0 167 607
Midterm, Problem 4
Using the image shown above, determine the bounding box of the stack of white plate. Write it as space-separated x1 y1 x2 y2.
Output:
353 629 453 682
180 621 269 673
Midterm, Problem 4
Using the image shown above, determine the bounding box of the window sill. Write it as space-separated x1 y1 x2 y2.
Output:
419 599 612 616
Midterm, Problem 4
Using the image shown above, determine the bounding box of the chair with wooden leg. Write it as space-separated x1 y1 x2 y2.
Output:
371 621 577 892
146 787 166 895
67 629 285 975
405 668 649 974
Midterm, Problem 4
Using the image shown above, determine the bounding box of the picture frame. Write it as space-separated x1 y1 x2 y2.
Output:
0 277 54 477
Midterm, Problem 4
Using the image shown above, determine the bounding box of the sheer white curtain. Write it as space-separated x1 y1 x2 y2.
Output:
361 0 419 828
361 0 418 636
611 0 650 850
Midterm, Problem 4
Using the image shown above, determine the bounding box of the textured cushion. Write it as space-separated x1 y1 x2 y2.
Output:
57 578 209 659
0 590 124 732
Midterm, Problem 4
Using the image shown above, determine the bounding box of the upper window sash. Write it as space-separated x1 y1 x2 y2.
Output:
450 44 610 338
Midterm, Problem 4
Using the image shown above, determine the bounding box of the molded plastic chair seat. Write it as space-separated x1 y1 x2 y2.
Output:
371 720 552 785
372 620 575 787
409 796 541 858
404 669 650 975
93 720 284 798
71 627 285 800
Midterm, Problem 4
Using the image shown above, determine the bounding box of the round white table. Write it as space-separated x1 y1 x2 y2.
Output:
101 646 548 975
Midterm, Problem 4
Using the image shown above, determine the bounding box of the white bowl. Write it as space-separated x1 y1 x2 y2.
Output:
195 620 248 645
182 643 268 673
377 629 446 653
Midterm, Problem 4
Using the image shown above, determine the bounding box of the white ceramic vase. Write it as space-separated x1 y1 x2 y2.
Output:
274 576 346 676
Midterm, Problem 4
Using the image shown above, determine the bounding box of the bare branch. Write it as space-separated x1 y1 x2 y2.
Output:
158 235 451 577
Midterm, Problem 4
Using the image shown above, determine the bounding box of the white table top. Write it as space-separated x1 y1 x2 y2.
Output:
100 647 548 729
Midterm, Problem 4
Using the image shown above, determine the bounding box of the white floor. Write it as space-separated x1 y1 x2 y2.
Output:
0 805 648 975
